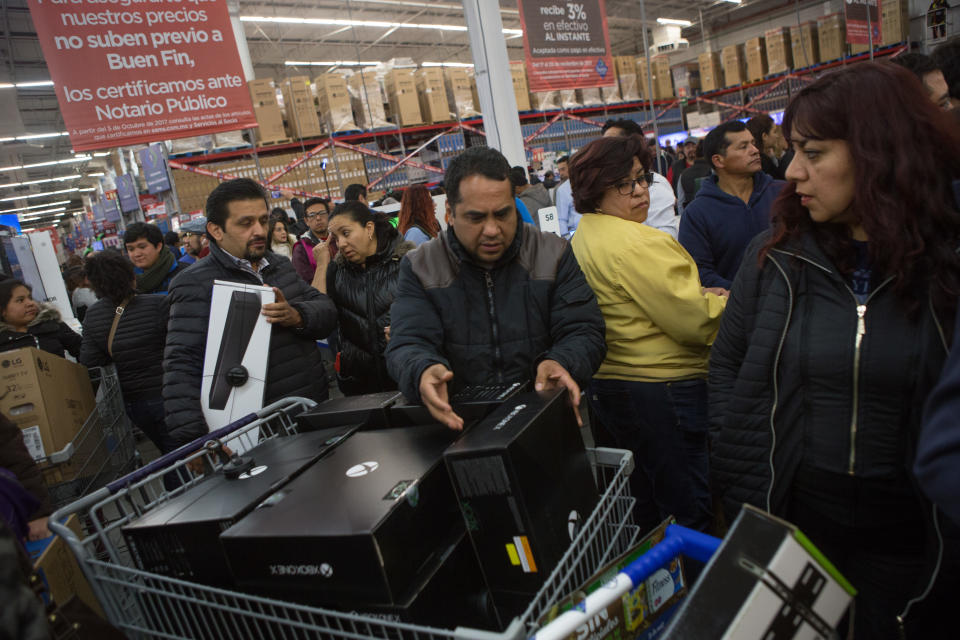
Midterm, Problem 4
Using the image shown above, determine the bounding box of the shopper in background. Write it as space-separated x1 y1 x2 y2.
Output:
569 135 726 533
931 36 960 109
556 155 570 184
746 115 790 180
397 184 441 246
0 412 52 540
0 280 80 358
267 219 295 259
386 146 606 431
679 120 784 289
80 251 172 454
511 166 552 226
710 63 960 638
891 52 954 110
124 222 186 294
676 140 713 218
668 137 697 192
291 197 336 284
344 183 368 204
163 230 182 256
68 268 97 323
163 179 338 450
313 201 413 395
177 218 207 267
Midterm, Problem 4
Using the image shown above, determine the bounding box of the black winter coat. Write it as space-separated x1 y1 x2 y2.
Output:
386 224 606 402
79 294 168 400
0 305 81 359
327 236 414 395
162 243 338 450
709 232 952 520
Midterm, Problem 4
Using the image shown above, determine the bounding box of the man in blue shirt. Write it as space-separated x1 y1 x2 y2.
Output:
679 121 785 289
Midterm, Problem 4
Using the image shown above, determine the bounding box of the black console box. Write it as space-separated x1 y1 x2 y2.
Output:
296 391 403 432
220 425 463 606
122 427 355 587
389 382 528 428
443 389 600 616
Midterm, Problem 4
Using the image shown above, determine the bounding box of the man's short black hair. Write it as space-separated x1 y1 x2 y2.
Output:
205 178 268 231
891 52 940 80
601 118 644 136
123 222 163 247
163 231 180 246
302 197 330 213
703 120 750 169
444 146 511 209
509 166 528 188
344 183 367 201
932 37 960 98
557 155 570 164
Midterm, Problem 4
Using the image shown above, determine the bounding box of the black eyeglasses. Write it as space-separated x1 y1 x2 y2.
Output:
615 173 655 196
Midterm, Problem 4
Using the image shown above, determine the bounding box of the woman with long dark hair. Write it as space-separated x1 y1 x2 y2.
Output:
79 250 172 453
313 201 414 395
267 218 295 259
397 184 441 246
0 279 80 357
710 62 960 638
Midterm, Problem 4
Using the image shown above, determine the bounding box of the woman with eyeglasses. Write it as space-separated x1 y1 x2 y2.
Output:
569 134 727 534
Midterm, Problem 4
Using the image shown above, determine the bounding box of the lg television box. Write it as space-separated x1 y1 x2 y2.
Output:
0 347 96 463
297 391 403 432
122 427 355 587
220 425 462 606
663 505 854 639
443 389 600 618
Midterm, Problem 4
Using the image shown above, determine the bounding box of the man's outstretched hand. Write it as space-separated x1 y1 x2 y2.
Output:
535 359 582 426
419 363 464 431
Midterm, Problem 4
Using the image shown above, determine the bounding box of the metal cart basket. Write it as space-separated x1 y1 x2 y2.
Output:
37 365 138 509
49 397 639 640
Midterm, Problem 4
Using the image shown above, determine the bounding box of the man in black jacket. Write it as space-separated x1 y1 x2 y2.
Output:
163 179 338 450
385 147 606 430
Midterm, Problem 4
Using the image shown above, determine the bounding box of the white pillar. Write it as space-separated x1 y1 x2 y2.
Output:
462 0 527 171
228 0 255 81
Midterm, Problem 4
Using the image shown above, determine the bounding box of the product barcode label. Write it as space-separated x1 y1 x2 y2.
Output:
21 425 45 461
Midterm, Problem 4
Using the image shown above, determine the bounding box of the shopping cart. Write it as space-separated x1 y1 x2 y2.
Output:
48 396 641 640
36 365 139 509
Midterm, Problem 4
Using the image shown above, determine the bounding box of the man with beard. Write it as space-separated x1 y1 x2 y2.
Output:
163 178 337 450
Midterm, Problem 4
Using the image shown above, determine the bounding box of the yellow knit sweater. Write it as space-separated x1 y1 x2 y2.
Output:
571 213 727 381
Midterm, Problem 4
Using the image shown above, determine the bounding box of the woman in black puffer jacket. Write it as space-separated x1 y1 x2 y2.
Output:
0 279 81 358
79 250 172 453
314 201 414 396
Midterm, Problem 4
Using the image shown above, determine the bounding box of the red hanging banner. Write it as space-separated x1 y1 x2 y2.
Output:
517 0 616 92
845 0 882 45
28 0 258 151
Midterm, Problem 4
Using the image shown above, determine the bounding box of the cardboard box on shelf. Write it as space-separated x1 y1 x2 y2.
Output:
560 89 581 109
790 22 820 69
253 104 287 143
613 55 636 79
722 44 747 87
280 76 323 139
580 87 603 106
0 347 95 464
530 90 560 111
384 69 423 127
764 27 793 75
636 56 674 99
817 13 847 62
348 73 389 130
444 68 479 119
601 65 621 104
248 79 278 107
671 63 700 98
314 73 357 133
697 51 724 93
416 68 452 123
510 63 531 111
745 37 768 82
881 0 909 45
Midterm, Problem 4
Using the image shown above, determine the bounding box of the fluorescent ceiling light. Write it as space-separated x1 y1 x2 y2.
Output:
0 174 82 189
422 62 474 67
657 18 693 26
344 0 518 13
92 152 111 157
86 172 105 177
0 200 72 214
0 155 91 172
242 15 521 35
285 60 380 67
79 187 96 192
0 131 69 143
0 187 82 202
722 0 742 3
0 81 54 89
18 207 67 219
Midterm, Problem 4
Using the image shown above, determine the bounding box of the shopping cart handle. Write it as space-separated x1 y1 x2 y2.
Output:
105 413 259 493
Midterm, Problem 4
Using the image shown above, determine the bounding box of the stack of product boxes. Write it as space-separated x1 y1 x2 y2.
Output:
280 77 323 140
698 51 724 93
791 22 820 69
745 37 768 82
722 44 747 87
615 55 639 102
671 63 701 98
348 72 390 130
416 68 453 123
444 68 479 119
314 73 357 134
636 55 674 99
384 69 423 127
765 27 793 75
817 14 847 62
881 0 909 45
509 63 532 111
247 79 287 144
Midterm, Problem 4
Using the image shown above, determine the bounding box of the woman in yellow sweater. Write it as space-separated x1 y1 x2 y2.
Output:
569 135 727 533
